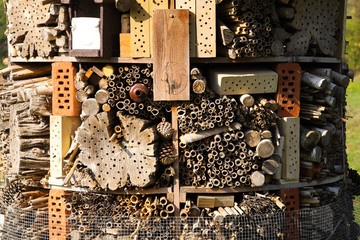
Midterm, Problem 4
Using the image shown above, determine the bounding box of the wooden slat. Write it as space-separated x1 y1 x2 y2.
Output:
175 0 197 57
196 0 216 58
153 9 190 101
130 0 151 58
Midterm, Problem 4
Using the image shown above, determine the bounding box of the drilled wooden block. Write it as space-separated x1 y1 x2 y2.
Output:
49 189 69 240
50 116 81 183
130 0 150 58
278 117 300 182
176 0 197 57
209 68 278 95
274 63 301 117
52 62 81 116
196 0 216 57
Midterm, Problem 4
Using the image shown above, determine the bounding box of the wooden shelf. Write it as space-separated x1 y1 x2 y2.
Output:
50 185 173 195
10 56 341 64
190 56 341 64
10 56 153 64
179 175 343 201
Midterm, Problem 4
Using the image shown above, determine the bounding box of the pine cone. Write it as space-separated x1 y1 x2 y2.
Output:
159 142 176 166
157 121 174 140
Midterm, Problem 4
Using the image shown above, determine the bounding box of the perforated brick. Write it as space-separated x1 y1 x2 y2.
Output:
49 189 69 240
278 188 300 240
274 63 301 117
52 62 81 116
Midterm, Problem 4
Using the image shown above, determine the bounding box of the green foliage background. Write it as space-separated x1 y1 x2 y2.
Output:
346 0 360 71
0 0 6 67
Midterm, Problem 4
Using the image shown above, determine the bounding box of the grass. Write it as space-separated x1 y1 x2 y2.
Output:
346 76 360 172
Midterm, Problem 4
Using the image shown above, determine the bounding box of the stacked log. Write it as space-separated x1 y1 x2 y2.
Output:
65 192 175 239
6 0 70 58
0 64 52 186
180 193 285 239
299 68 349 180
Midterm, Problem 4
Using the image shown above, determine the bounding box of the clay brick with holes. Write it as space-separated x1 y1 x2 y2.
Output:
278 188 300 240
49 189 69 240
52 62 81 116
274 63 301 117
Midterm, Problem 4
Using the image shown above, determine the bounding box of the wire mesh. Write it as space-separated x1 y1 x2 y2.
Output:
0 193 359 240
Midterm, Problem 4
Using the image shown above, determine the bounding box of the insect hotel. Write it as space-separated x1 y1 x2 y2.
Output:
0 0 358 239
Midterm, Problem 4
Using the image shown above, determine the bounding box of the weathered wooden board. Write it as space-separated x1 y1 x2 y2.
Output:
153 9 190 101
175 0 197 57
278 117 300 182
196 0 216 58
130 0 151 58
209 68 278 95
77 112 158 190
149 0 169 56
50 116 81 182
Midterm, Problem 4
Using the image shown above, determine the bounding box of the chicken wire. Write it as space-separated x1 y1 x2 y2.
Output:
0 193 359 240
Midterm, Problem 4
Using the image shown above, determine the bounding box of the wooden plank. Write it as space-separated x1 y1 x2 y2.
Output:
153 9 190 101
175 0 197 57
49 116 81 185
149 0 169 56
196 0 216 58
130 0 151 58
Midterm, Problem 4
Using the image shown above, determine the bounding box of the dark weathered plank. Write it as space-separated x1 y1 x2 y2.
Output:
153 9 189 101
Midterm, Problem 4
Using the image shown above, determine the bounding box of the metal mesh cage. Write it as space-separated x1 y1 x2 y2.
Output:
0 192 359 240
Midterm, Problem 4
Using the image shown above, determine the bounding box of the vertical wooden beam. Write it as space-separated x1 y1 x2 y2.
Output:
171 102 181 236
172 103 180 215
153 9 190 101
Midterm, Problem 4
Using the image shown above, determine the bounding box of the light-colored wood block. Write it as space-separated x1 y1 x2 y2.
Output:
209 68 278 95
215 195 234 207
176 0 197 57
119 33 131 58
278 117 300 182
197 196 215 208
153 9 190 101
130 0 151 58
50 116 81 184
196 0 216 58
150 0 169 56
